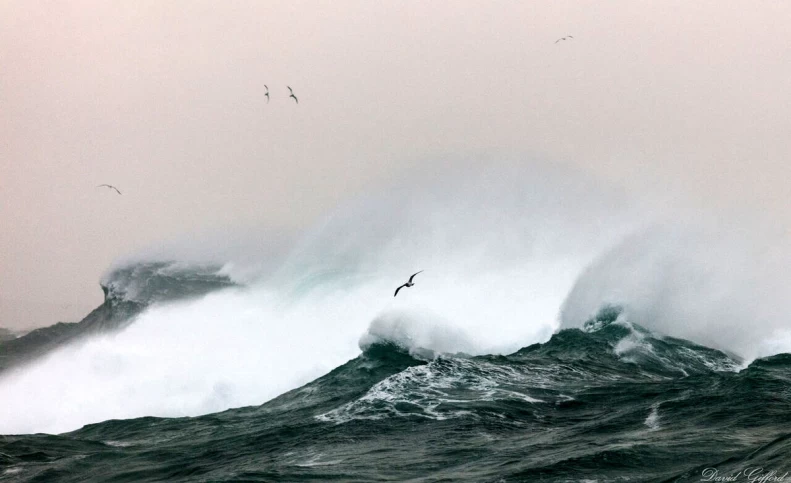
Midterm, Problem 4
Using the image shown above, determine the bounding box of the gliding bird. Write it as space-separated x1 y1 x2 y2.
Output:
555 35 574 43
97 184 121 195
394 270 424 297
287 86 298 104
264 85 270 103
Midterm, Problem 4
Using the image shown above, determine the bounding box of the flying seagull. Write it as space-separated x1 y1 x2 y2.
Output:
287 86 298 104
394 270 424 297
264 85 270 103
97 184 121 195
555 35 574 44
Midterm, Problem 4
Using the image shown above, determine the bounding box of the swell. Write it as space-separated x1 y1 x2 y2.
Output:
0 319 787 482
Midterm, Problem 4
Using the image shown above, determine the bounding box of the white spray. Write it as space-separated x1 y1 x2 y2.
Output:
0 159 636 434
4 158 790 435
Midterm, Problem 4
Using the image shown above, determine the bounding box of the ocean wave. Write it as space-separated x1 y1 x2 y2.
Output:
560 220 791 360
99 260 236 305
317 309 745 426
3 160 789 444
317 356 548 424
358 310 477 359
1 320 788 482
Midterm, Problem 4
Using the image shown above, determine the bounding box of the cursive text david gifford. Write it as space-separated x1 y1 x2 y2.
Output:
702 467 789 483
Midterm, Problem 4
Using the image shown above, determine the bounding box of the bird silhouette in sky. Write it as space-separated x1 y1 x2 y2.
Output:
97 184 121 195
394 271 424 297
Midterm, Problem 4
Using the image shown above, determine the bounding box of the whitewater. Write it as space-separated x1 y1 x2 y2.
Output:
1 159 790 437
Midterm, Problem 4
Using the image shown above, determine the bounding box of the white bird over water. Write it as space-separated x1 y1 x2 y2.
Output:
97 184 121 195
394 270 424 297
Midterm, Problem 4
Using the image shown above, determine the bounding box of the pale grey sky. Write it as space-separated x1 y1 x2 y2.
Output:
2 1 790 329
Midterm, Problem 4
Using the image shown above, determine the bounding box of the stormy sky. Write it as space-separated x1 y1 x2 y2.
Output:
2 0 790 329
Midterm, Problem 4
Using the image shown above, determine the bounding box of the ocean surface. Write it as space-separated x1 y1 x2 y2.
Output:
1 274 789 482
2 167 790 482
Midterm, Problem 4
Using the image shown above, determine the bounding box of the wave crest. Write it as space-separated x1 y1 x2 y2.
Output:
359 310 476 359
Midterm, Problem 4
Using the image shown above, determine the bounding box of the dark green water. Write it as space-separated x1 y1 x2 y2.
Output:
1 308 789 482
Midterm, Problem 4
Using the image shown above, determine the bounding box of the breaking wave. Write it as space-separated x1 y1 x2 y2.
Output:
1 159 789 440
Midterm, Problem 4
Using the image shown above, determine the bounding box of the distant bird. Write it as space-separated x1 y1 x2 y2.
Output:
394 270 424 297
555 35 574 44
97 184 121 195
287 86 298 104
264 85 270 103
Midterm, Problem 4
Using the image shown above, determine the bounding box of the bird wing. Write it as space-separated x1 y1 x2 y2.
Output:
408 270 424 283
394 283 408 297
287 86 293 94
264 84 268 91
567 35 573 38
555 38 561 43
98 184 121 194
292 95 298 104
